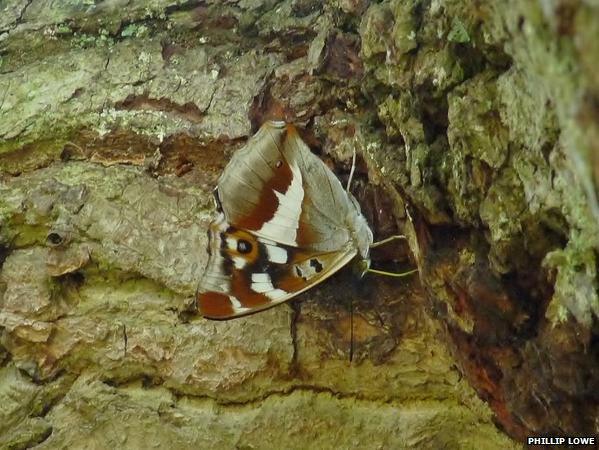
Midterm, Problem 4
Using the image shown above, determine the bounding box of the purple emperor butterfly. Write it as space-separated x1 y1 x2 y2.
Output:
196 121 384 319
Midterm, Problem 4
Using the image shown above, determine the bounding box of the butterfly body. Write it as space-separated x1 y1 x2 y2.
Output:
197 121 373 319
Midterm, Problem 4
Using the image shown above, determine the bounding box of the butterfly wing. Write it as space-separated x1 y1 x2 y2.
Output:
281 124 366 253
196 121 370 319
197 213 357 319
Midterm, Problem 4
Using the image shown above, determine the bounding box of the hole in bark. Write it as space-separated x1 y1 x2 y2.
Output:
60 271 85 286
46 232 64 247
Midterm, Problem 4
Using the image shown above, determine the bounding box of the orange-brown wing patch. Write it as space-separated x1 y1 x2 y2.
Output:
231 271 271 308
235 159 293 231
296 207 318 247
275 271 309 292
198 292 235 319
271 250 353 293
285 123 299 138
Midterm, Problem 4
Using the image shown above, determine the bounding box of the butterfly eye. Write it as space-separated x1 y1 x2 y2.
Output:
237 239 253 254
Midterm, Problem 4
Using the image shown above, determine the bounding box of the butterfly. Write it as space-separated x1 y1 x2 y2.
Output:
196 120 397 320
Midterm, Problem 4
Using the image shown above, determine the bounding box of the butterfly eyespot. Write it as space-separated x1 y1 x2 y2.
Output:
275 160 283 168
309 258 323 273
237 239 253 254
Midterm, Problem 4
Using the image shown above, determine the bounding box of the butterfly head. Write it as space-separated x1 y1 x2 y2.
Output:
352 257 371 278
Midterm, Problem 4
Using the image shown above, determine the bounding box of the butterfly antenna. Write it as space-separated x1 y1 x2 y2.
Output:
370 234 407 248
346 147 357 193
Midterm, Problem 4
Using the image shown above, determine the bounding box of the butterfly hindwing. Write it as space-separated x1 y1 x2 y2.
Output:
197 216 357 319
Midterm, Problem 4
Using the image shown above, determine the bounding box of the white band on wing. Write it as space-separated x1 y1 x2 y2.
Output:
257 162 303 247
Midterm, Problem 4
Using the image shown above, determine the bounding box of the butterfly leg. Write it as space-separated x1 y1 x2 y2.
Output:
366 267 419 278
368 235 418 278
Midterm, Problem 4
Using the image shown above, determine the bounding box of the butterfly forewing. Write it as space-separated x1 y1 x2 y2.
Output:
216 123 303 247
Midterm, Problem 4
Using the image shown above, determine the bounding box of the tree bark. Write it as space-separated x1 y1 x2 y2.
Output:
0 0 597 448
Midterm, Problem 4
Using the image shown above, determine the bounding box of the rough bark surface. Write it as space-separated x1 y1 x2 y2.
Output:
0 0 597 448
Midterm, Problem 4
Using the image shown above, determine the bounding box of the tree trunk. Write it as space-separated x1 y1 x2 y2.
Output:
0 0 597 448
